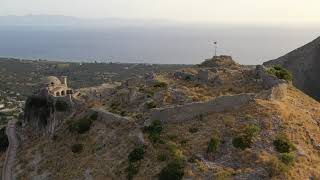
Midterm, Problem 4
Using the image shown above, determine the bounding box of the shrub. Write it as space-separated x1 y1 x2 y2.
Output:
267 157 290 177
273 136 295 153
159 160 185 180
128 145 145 163
157 153 169 162
89 112 98 121
153 81 168 88
55 100 69 111
127 145 145 180
267 66 293 81
232 125 260 150
189 127 199 133
146 101 157 109
127 162 139 180
279 153 295 165
71 144 83 153
0 127 9 152
68 118 93 134
207 136 220 153
144 120 163 144
232 136 252 150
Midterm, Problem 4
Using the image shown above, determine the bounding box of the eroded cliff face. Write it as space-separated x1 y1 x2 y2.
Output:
264 37 320 100
24 95 55 135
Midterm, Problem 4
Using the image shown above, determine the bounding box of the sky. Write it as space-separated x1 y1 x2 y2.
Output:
1 0 320 25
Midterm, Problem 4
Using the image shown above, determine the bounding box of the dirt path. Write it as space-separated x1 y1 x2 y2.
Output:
2 119 18 180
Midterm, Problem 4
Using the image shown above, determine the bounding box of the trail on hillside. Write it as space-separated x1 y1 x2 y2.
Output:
2 119 18 180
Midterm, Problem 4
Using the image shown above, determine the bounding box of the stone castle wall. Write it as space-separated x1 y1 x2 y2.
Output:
150 93 255 123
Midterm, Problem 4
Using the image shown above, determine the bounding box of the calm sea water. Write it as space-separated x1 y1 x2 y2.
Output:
0 25 319 64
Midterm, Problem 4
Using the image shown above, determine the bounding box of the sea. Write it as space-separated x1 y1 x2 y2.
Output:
0 25 319 65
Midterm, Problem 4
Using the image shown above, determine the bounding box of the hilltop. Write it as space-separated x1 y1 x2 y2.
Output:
264 37 320 100
7 56 320 180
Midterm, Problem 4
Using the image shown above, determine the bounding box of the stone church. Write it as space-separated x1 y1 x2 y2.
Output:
40 76 73 97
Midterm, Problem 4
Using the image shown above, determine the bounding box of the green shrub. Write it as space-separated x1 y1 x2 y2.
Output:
0 127 9 152
144 120 163 144
232 136 252 150
55 100 69 111
207 136 220 153
146 101 157 109
273 136 295 153
157 153 169 162
89 112 98 121
232 124 260 150
267 66 293 81
127 145 145 180
189 127 199 133
153 81 168 88
68 118 93 134
128 145 145 163
267 157 290 177
127 162 139 180
279 153 295 165
159 160 185 180
71 144 83 153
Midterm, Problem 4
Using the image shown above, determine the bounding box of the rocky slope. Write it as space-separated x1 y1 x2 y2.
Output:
12 56 320 180
264 37 320 100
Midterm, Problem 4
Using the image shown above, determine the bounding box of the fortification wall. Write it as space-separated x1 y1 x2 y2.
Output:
150 93 255 123
256 65 288 100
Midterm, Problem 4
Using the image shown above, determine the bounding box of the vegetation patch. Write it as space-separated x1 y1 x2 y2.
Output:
159 160 185 180
67 113 98 134
188 127 199 133
232 124 260 150
55 100 69 112
279 153 295 165
273 135 295 153
71 143 83 153
127 145 146 180
153 81 168 88
128 145 146 163
266 157 290 177
207 136 221 154
146 101 157 109
267 66 293 81
0 127 9 152
144 120 163 144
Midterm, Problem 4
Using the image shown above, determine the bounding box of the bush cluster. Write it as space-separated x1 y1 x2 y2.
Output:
207 136 220 154
267 66 293 81
153 81 168 88
55 100 69 112
71 143 83 153
273 136 295 153
128 145 145 163
146 101 157 109
279 153 295 165
0 127 9 152
159 160 185 180
232 124 260 150
127 145 146 180
144 120 163 144
67 112 98 134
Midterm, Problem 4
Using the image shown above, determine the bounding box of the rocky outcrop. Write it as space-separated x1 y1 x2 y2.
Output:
200 55 237 68
150 93 255 123
264 37 320 100
23 95 56 135
23 95 71 136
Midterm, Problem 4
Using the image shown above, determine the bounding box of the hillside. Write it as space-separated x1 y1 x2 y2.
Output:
11 56 320 180
264 37 320 100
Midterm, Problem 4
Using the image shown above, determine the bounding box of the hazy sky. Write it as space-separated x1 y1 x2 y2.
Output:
1 0 320 25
